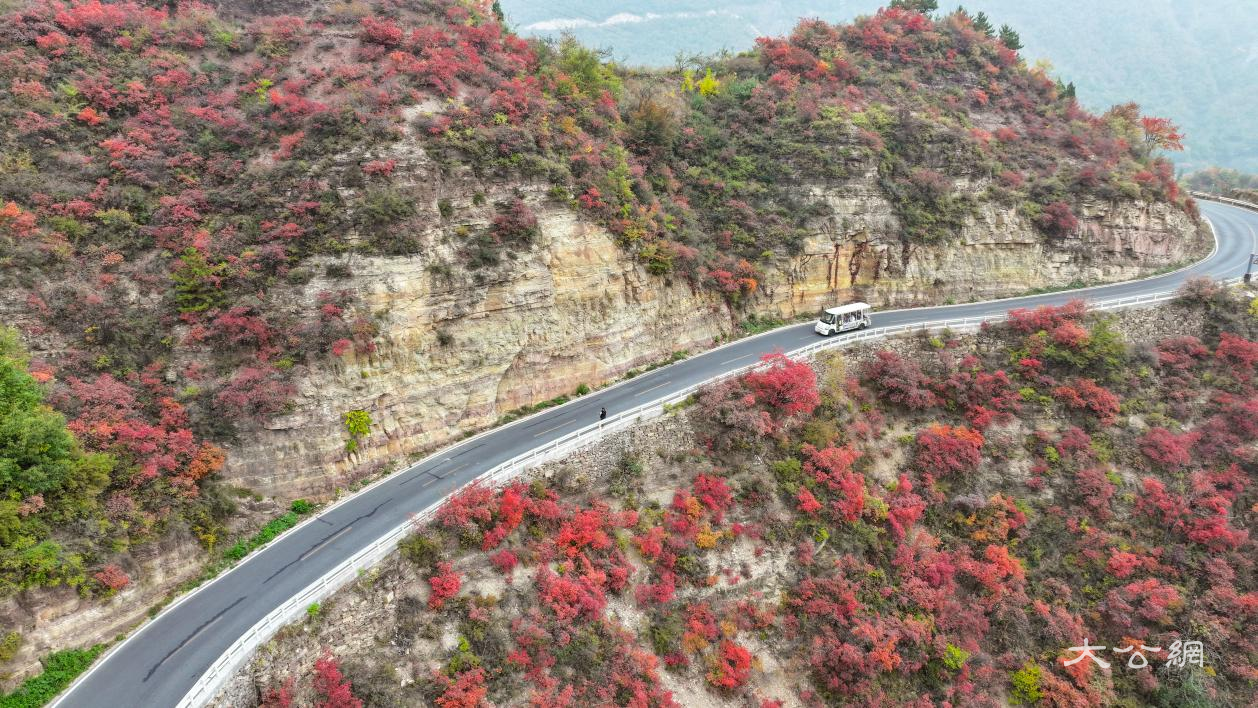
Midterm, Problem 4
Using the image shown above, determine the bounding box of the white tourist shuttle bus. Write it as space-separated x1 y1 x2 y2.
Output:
815 302 872 336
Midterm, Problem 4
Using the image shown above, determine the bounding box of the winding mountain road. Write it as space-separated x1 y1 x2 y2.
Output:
53 199 1256 708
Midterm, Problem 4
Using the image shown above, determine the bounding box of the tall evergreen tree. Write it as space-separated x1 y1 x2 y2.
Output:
973 11 994 36
999 24 1024 51
890 0 939 13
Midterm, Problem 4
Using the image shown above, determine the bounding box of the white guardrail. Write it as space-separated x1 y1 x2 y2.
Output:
1190 190 1258 214
176 270 1247 707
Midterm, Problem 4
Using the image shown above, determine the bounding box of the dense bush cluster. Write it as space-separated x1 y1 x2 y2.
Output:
0 326 234 595
262 285 1255 706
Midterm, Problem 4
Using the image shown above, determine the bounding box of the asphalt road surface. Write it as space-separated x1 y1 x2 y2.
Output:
54 199 1257 708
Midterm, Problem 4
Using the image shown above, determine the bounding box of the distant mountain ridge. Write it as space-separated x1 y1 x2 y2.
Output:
500 0 1258 173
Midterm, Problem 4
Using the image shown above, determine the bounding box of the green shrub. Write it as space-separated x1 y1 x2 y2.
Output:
343 410 371 455
0 644 106 708
223 511 299 562
171 248 227 313
941 643 969 672
0 328 112 595
1009 661 1043 705
0 632 20 663
290 499 313 515
399 532 441 568
343 410 371 438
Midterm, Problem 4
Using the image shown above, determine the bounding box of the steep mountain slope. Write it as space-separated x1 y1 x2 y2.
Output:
0 0 1203 685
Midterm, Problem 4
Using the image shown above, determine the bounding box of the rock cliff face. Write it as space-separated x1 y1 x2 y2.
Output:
219 150 1205 498
222 191 730 498
758 170 1203 315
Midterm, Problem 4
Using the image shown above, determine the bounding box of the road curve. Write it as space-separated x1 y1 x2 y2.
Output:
53 200 1256 708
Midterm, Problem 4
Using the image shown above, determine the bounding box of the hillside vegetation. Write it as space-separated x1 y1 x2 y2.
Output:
501 0 1258 174
238 283 1257 707
0 0 1193 604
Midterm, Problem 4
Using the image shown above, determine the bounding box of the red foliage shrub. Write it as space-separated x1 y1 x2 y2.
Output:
958 544 1025 597
1183 466 1249 551
1052 378 1120 425
1196 392 1258 461
1050 320 1089 349
313 652 362 708
864 351 938 410
428 562 461 609
935 363 1020 428
213 366 296 423
693 474 734 519
1215 332 1258 380
1156 336 1209 372
481 483 526 549
76 106 106 125
1140 116 1184 152
537 564 606 621
796 488 823 514
361 159 396 177
634 525 666 561
634 570 676 606
433 667 488 708
802 444 865 521
1055 427 1094 461
0 201 37 237
885 475 925 540
914 425 984 478
490 549 518 576
489 198 539 244
696 379 774 442
58 373 217 492
1105 578 1182 631
1135 477 1189 528
93 564 129 591
686 602 720 642
1036 201 1079 235
1106 551 1145 579
1006 300 1087 335
555 507 613 558
790 574 860 625
436 483 494 532
1138 427 1198 469
360 16 404 46
259 678 294 708
743 353 820 418
707 640 753 689
1073 467 1116 521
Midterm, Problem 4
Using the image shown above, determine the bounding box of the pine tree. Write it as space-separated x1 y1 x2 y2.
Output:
973 11 994 36
998 24 1023 51
891 0 939 13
